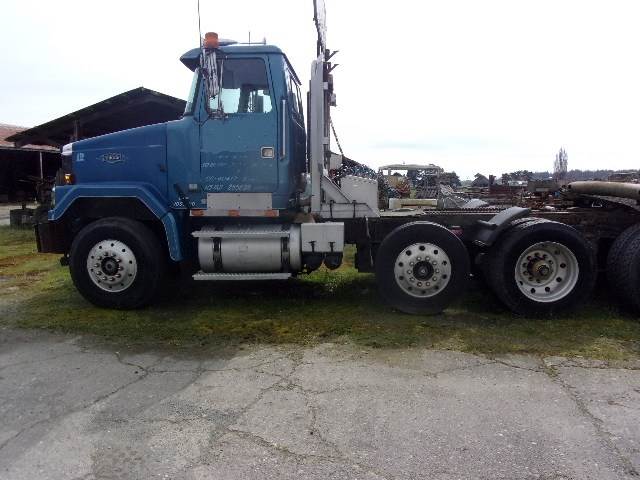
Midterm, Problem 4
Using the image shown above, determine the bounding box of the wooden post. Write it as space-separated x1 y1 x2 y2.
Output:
72 119 80 141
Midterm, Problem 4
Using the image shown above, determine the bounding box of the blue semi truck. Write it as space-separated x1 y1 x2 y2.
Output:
33 2 640 315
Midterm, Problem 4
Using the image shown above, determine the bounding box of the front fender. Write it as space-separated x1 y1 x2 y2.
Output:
50 183 183 261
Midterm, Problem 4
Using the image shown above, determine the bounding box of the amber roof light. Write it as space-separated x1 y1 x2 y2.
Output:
203 32 219 49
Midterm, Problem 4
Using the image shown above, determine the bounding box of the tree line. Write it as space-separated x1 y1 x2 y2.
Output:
500 169 638 183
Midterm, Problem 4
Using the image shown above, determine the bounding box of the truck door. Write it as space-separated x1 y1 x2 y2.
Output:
200 58 279 194
285 66 306 180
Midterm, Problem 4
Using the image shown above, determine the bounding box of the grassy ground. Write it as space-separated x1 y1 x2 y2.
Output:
1 226 639 359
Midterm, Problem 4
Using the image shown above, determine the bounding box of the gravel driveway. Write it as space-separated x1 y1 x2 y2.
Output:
1 328 639 480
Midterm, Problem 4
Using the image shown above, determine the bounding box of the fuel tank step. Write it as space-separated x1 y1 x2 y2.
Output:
192 228 290 239
192 272 292 281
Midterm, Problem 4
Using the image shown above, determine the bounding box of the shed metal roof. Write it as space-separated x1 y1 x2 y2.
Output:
7 87 186 149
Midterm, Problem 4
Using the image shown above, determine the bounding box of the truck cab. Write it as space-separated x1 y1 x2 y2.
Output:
37 35 379 310
172 43 307 211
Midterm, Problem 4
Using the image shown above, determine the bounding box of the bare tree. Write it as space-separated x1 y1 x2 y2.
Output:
554 148 568 181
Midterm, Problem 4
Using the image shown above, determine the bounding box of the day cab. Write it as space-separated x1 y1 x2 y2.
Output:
34 31 595 318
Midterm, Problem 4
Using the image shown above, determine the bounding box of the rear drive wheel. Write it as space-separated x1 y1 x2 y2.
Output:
375 222 470 314
607 223 640 313
484 220 596 316
69 217 166 309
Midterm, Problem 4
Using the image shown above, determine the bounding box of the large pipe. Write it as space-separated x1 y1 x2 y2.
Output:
567 181 640 200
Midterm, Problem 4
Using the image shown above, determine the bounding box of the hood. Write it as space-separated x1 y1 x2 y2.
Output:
73 122 167 152
70 122 168 190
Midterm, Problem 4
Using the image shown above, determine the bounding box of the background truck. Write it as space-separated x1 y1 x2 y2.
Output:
34 1 640 316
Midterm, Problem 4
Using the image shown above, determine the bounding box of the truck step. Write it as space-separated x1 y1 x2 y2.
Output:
192 230 290 239
192 272 292 281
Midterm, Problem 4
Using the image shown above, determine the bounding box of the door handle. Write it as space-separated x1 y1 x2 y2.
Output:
281 98 287 158
261 146 275 159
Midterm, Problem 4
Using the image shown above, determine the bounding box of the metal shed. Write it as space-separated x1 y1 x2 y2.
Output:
0 124 58 203
1 87 186 203
7 87 186 148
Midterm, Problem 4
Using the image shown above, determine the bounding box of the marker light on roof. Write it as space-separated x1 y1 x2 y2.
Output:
203 32 219 49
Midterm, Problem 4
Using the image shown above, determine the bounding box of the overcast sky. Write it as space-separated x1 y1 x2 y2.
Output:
1 0 639 179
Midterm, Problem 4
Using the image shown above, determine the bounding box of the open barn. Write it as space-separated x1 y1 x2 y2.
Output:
1 87 186 204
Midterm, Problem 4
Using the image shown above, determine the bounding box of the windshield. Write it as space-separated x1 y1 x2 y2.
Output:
184 68 200 115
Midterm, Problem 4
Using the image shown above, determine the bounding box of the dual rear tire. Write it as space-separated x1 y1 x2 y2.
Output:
482 218 596 316
607 224 640 314
375 219 597 316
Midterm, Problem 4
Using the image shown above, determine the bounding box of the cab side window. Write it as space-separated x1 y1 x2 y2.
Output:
294 82 303 117
211 58 273 114
285 67 304 120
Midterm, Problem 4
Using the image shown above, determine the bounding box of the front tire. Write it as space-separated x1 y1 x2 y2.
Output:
69 217 166 309
375 222 470 315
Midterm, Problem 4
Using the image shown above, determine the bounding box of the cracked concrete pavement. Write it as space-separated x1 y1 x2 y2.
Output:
1 328 639 479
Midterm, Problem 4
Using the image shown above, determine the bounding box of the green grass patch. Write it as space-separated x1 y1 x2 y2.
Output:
1 225 639 359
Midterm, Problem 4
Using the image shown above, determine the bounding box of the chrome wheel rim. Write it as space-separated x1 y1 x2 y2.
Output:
393 243 452 298
514 241 579 303
86 240 137 292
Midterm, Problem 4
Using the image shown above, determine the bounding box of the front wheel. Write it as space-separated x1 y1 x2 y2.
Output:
69 217 167 309
375 222 470 315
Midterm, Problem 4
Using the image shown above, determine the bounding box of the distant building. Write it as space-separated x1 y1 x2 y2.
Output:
0 124 58 203
8 87 185 149
1 87 185 203
471 173 490 188
608 171 639 183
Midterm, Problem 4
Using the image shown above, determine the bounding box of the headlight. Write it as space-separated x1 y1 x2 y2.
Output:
51 186 56 207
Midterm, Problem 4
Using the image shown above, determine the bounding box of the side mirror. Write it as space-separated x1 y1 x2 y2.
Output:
201 49 220 103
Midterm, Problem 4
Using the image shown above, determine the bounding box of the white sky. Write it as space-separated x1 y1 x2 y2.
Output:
1 0 639 179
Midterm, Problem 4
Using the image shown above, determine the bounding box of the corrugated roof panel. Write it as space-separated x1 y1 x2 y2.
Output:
6 87 186 148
